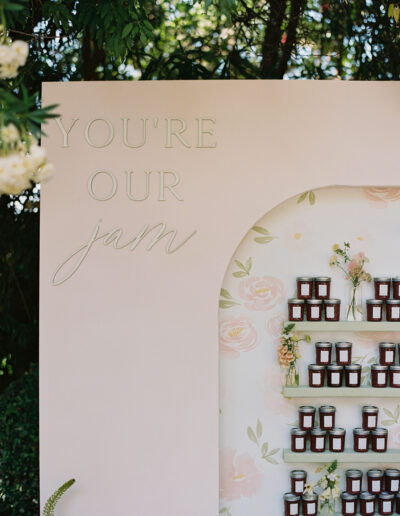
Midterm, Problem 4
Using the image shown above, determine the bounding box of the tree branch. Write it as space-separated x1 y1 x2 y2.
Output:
277 0 307 78
260 0 288 78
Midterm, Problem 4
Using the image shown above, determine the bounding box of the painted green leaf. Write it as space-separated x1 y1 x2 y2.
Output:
254 236 276 244
256 419 263 439
297 191 308 203
384 408 395 419
261 442 269 455
220 288 232 299
368 357 377 364
252 226 270 235
382 420 395 426
234 259 246 270
265 456 278 464
219 300 239 309
268 448 280 455
233 271 247 278
309 191 316 205
395 405 400 420
245 257 252 272
247 426 258 445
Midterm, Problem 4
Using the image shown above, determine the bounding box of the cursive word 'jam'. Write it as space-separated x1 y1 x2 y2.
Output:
51 220 197 286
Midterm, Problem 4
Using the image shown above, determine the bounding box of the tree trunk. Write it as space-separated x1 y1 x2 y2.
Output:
82 27 106 80
277 0 307 78
260 0 288 78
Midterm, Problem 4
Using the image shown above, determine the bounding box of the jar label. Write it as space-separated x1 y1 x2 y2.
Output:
393 373 400 385
368 415 376 427
326 306 335 319
292 306 301 319
320 350 329 363
383 501 392 512
318 284 327 296
315 437 324 449
358 437 367 450
295 437 304 449
376 437 385 450
295 480 304 493
377 372 386 385
312 373 321 385
392 307 400 319
345 501 354 512
331 372 340 384
303 416 312 428
386 350 394 362
300 284 310 296
352 479 360 491
307 502 316 515
339 350 348 362
372 306 381 319
323 415 332 427
332 437 342 450
372 480 380 492
379 284 389 296
349 372 358 385
366 501 374 512
391 479 399 491
311 306 320 319
290 504 298 515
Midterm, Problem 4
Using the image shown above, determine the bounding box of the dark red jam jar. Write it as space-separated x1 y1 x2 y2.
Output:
378 492 394 515
308 364 325 387
379 342 396 366
368 469 384 495
371 365 388 388
291 428 307 452
346 469 363 495
288 298 305 321
297 277 313 299
362 406 379 430
374 277 391 300
392 278 400 299
314 276 331 299
386 300 400 322
389 366 400 388
299 406 315 431
384 469 400 493
329 427 345 452
310 428 326 452
396 493 400 514
302 493 318 516
367 299 384 321
359 491 376 516
371 428 388 453
315 342 332 365
335 342 352 366
327 364 343 387
290 470 307 495
319 405 336 430
353 427 370 452
345 364 362 387
341 492 358 515
284 492 300 516
324 298 341 321
307 300 323 321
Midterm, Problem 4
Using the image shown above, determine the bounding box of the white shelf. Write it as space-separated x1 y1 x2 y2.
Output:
285 321 400 332
283 448 400 463
283 386 400 398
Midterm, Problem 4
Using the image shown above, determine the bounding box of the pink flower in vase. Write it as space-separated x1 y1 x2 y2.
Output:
219 317 258 359
238 276 286 311
220 448 263 501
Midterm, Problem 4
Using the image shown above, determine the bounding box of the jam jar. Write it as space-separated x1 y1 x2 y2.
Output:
307 300 323 321
396 492 400 514
368 469 384 494
299 406 316 431
314 276 331 299
335 342 352 366
362 406 379 430
310 428 326 452
308 364 325 387
371 364 388 388
359 491 376 516
324 298 341 321
346 469 363 495
319 405 336 430
345 364 362 387
392 278 400 300
387 300 400 322
302 493 318 516
341 492 358 516
315 342 332 365
371 428 388 453
291 428 307 452
290 470 307 496
378 492 394 515
374 277 391 300
297 277 313 299
389 366 400 388
367 299 384 321
353 427 370 452
288 299 305 322
384 469 400 493
329 428 346 452
284 492 301 516
327 364 344 387
379 342 396 366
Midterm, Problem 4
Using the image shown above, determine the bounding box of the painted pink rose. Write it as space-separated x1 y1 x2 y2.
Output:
266 313 285 338
388 424 400 449
363 187 400 208
220 448 263 501
220 317 258 358
238 276 286 311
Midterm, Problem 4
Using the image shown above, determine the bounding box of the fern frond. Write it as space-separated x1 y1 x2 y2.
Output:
42 478 76 516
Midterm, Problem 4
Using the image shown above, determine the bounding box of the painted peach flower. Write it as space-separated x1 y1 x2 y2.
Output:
266 313 285 338
220 448 263 501
363 187 400 208
220 317 258 358
238 276 286 311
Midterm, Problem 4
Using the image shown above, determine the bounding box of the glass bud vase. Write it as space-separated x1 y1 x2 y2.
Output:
319 496 337 516
284 363 299 387
346 284 363 321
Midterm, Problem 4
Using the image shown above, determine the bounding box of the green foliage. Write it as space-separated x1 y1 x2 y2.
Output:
0 365 38 515
43 479 76 516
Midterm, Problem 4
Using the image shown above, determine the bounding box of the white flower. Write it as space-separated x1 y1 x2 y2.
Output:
35 162 54 183
0 44 14 66
29 145 47 169
11 40 29 67
1 123 19 144
0 62 18 79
